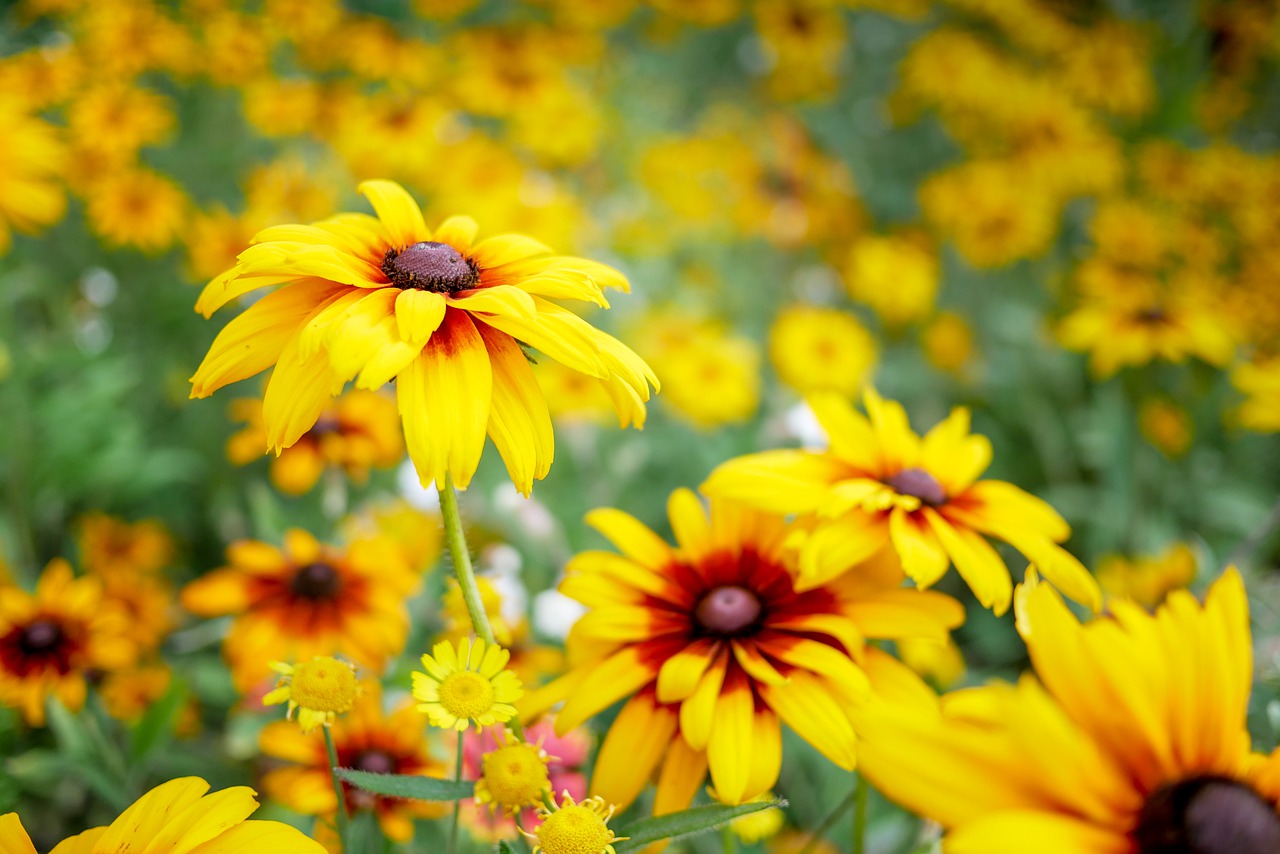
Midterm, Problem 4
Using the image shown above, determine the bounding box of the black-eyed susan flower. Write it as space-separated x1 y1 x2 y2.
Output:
264 656 360 733
226 390 404 495
82 167 189 253
523 490 962 810
523 791 628 854
475 728 554 816
260 682 447 841
189 179 657 495
843 234 938 326
413 637 523 732
702 389 1098 615
2 776 325 852
0 559 135 726
76 512 174 578
180 529 419 691
859 569 1280 854
1095 542 1197 610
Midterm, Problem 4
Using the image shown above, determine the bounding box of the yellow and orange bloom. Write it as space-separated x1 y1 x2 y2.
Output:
523 490 963 810
226 390 404 495
0 559 135 726
190 179 657 495
2 776 325 852
180 529 420 691
260 683 448 842
702 389 1098 615
77 512 174 578
1095 542 1198 611
1233 357 1280 432
859 569 1280 854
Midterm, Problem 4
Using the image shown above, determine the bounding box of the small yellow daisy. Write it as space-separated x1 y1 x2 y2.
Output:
411 637 522 732
475 728 553 815
523 791 628 854
263 656 359 733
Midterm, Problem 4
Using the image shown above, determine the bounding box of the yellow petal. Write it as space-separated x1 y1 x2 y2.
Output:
359 180 427 248
759 672 857 770
592 692 678 810
395 289 447 345
706 674 756 804
476 322 554 496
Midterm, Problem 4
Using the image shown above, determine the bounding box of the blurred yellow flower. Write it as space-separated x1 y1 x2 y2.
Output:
0 559 135 726
1234 357 1280 432
921 160 1058 268
191 180 656 495
769 304 876 397
704 389 1098 614
226 391 405 495
636 311 759 429
340 499 443 573
1096 542 1197 610
0 97 66 255
1139 398 1193 457
844 234 938 325
922 311 975 375
83 168 188 253
65 83 174 164
180 529 420 691
77 512 174 578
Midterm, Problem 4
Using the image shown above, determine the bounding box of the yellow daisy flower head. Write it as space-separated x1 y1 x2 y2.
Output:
859 569 1280 854
702 387 1099 615
1 776 325 853
412 636 523 732
189 179 658 496
523 791 628 854
263 656 360 733
768 304 876 398
0 95 66 255
475 728 554 815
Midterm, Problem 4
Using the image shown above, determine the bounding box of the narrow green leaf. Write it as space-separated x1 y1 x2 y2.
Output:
335 768 475 801
129 678 185 763
497 843 517 854
614 800 787 852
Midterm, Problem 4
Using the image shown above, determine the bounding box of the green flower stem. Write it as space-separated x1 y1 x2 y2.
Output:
721 822 737 854
440 474 496 646
853 772 868 854
322 725 351 846
797 784 859 854
448 735 465 854
439 473 524 740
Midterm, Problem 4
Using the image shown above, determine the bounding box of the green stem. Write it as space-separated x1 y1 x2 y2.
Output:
448 735 465 854
797 785 859 854
440 474 496 645
721 822 737 854
852 772 868 854
322 726 351 846
439 474 524 740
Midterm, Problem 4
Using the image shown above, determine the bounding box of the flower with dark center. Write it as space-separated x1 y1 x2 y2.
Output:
694 585 762 635
885 467 947 507
18 619 63 656
352 749 397 775
382 241 480 293
858 570 1280 854
1135 777 1280 854
526 488 964 812
291 562 342 600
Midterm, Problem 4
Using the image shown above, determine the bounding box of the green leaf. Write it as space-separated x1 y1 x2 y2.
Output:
613 800 787 852
129 678 185 763
334 769 475 801
497 843 517 854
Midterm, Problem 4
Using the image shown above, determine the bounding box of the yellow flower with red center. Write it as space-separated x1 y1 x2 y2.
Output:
702 389 1098 615
2 776 325 852
180 529 419 691
226 390 405 495
523 490 962 811
260 683 448 842
859 569 1280 853
0 559 135 726
189 179 657 495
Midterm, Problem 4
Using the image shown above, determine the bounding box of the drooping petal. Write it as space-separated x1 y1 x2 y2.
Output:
394 289 447 345
592 691 678 810
262 331 340 452
475 321 554 496
654 737 709 818
759 671 857 771
706 671 757 804
888 507 950 588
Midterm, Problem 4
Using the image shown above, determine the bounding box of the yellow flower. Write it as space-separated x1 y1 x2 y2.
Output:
922 311 975 375
1139 398 1193 457
769 305 877 398
844 234 938 326
340 499 443 574
524 791 628 854
261 683 447 840
523 490 961 810
65 82 174 164
190 180 656 495
1234 357 1280 432
413 637 523 732
442 576 513 646
185 205 268 283
859 569 1280 853
1095 542 1197 610
920 160 1058 268
0 559 135 726
226 391 405 495
702 388 1098 615
475 729 554 815
3 776 325 852
0 96 66 255
264 656 360 733
180 529 420 691
77 512 174 578
83 167 188 253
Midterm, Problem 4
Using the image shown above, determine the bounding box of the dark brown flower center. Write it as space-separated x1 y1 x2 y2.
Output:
352 749 397 775
695 585 762 635
19 619 63 656
1134 777 1280 854
291 562 342 600
885 467 947 506
382 241 479 293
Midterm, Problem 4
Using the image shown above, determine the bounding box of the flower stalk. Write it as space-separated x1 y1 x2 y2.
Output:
322 725 351 846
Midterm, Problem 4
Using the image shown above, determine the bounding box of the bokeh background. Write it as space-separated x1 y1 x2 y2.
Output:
1 0 1279 850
